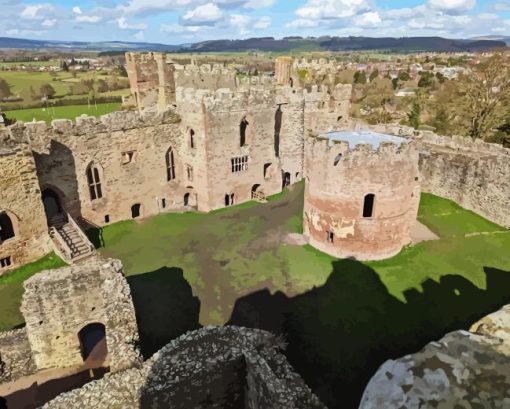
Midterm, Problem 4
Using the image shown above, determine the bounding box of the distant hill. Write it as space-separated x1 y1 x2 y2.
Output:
0 35 505 53
0 37 180 52
471 35 510 46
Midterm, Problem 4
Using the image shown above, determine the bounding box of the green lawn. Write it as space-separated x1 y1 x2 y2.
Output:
0 253 66 331
0 185 509 408
4 103 121 123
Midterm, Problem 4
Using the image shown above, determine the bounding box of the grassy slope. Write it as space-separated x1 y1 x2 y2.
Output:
0 253 66 331
93 186 510 325
4 103 121 122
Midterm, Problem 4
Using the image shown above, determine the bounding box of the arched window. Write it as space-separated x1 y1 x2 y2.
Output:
190 129 195 149
240 116 249 147
166 148 176 181
274 107 282 157
363 194 375 218
86 163 102 201
0 212 15 242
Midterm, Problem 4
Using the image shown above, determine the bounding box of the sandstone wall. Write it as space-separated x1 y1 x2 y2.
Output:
361 123 510 228
304 136 420 260
174 63 237 90
0 328 36 383
23 111 198 227
20 258 141 372
0 145 51 273
43 326 325 409
125 52 175 112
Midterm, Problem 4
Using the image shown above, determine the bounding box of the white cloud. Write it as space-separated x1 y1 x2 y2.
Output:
355 11 381 27
244 0 275 9
42 18 56 27
295 0 371 20
181 3 223 25
20 4 54 20
285 18 320 29
253 16 271 29
72 6 82 14
117 17 147 30
229 13 251 34
427 0 476 13
76 15 102 23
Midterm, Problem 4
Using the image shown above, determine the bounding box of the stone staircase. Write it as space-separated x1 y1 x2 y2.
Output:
49 213 95 263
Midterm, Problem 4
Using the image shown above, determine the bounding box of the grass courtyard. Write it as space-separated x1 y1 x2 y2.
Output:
0 182 509 407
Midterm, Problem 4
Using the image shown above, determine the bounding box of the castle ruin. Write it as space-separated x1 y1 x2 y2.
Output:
0 53 509 407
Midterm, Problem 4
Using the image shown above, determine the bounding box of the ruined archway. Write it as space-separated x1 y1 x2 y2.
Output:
78 323 107 363
42 187 65 226
0 211 16 243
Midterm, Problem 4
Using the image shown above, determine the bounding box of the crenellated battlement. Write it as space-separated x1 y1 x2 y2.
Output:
176 86 277 112
1 109 181 151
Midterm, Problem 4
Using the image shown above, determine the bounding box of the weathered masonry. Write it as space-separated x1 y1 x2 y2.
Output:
304 131 420 260
0 258 141 384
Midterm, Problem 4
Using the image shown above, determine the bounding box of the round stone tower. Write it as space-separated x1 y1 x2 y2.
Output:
304 131 421 261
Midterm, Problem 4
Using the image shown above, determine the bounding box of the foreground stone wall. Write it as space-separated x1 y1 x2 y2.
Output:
0 144 51 273
304 135 420 260
360 304 510 409
0 328 35 383
21 258 141 373
43 326 325 409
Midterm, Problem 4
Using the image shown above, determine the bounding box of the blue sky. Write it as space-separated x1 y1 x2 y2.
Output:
0 0 509 43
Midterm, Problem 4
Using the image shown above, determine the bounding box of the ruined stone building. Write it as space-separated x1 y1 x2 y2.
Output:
0 52 508 270
0 259 141 384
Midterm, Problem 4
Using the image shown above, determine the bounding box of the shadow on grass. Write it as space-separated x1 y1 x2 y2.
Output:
128 267 201 359
228 259 510 409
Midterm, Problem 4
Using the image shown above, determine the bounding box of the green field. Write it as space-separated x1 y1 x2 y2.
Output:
0 253 65 331
0 186 508 407
4 102 121 122
0 70 130 111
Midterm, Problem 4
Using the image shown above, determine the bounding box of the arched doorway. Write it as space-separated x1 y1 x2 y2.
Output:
184 193 190 207
78 323 107 362
0 212 15 242
251 184 261 199
131 204 141 219
282 172 291 189
42 188 64 225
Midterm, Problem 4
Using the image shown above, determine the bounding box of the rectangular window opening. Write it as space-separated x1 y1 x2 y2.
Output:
231 156 249 173
0 256 12 268
104 215 110 224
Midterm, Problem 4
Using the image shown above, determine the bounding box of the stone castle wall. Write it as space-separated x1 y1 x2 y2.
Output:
363 123 510 228
43 326 325 409
21 110 198 226
125 52 175 112
174 63 237 90
304 136 420 260
0 144 51 272
0 328 35 383
21 258 141 373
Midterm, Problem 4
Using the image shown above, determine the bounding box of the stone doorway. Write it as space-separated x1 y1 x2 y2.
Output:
78 323 107 363
42 188 65 226
282 172 291 189
131 204 142 219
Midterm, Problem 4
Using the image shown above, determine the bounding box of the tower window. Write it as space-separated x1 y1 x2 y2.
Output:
0 212 15 242
121 151 136 164
327 231 334 243
0 256 12 269
363 194 375 218
231 156 249 173
190 129 195 149
166 148 176 181
86 163 102 201
187 165 194 181
240 117 249 147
